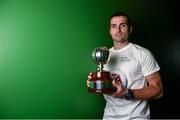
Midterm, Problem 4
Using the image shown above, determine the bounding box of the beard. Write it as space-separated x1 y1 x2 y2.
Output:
112 33 128 43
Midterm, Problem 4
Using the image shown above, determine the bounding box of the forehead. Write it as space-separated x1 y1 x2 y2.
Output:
110 16 128 24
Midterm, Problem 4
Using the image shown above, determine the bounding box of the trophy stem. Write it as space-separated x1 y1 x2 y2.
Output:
99 63 103 72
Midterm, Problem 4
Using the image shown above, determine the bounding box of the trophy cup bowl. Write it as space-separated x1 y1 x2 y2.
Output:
87 47 115 94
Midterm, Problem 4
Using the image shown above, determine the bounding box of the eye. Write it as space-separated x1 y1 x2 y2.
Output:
111 24 116 28
121 24 127 28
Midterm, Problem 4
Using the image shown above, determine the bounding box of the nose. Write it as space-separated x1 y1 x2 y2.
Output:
116 26 121 33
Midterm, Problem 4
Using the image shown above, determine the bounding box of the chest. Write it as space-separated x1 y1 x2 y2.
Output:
105 52 142 74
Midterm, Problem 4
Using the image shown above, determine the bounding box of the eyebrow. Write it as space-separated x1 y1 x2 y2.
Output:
110 23 128 26
111 22 127 24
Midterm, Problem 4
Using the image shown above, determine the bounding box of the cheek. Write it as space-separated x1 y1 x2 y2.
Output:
110 30 115 35
109 30 113 36
123 29 129 34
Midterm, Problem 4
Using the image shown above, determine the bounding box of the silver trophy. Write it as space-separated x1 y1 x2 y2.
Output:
87 47 114 93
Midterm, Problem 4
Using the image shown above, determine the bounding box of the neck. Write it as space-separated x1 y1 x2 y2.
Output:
113 40 129 50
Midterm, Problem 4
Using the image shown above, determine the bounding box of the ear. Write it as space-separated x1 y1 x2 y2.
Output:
129 26 132 34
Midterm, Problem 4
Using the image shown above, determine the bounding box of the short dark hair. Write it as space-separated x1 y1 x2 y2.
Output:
110 12 132 27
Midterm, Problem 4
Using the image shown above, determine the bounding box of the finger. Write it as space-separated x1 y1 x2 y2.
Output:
112 79 115 84
88 75 92 79
112 80 115 87
112 92 120 97
113 82 120 88
86 80 90 87
112 89 123 97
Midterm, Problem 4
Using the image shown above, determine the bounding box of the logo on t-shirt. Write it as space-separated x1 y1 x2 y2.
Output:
120 55 131 62
110 71 128 88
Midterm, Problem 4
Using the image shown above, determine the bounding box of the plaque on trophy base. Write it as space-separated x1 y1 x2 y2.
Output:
88 71 115 94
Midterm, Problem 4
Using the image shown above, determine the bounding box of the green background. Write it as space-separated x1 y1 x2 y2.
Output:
0 0 179 119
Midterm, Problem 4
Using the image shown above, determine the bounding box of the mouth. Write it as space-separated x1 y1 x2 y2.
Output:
115 34 121 37
115 34 123 38
115 33 123 36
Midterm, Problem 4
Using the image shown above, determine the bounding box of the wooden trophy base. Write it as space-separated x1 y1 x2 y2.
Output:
87 71 115 94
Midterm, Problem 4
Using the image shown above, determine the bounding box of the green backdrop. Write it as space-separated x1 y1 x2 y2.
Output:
0 0 178 119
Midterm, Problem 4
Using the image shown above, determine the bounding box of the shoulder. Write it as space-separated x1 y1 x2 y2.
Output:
130 43 147 51
129 43 155 61
130 43 150 54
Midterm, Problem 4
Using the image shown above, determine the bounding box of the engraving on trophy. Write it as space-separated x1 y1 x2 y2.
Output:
87 47 115 94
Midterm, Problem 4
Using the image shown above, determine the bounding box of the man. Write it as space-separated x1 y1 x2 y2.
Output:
87 12 163 120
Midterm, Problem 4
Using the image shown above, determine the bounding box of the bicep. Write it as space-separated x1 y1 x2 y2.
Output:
145 71 162 86
145 71 163 98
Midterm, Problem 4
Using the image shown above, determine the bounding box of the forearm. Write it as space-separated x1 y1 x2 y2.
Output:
112 72 163 100
131 85 163 100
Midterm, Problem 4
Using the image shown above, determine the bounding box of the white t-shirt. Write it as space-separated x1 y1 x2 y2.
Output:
103 43 160 120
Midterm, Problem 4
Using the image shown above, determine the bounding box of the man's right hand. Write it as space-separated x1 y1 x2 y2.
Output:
86 73 92 87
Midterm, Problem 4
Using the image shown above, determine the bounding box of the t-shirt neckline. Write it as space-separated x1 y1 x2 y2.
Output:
111 42 132 52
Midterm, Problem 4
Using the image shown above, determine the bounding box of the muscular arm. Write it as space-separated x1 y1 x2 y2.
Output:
112 71 163 100
132 71 163 100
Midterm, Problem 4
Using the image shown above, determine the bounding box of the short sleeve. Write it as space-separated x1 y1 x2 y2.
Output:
140 49 160 76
